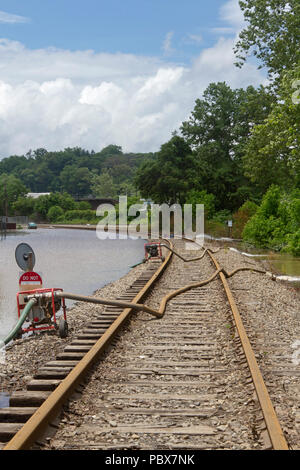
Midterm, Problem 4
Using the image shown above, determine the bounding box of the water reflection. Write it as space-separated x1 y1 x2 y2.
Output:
267 252 300 278
0 392 9 408
216 239 300 279
0 228 145 338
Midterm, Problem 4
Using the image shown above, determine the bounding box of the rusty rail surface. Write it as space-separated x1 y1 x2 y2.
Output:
2 239 289 450
2 241 173 450
206 249 288 450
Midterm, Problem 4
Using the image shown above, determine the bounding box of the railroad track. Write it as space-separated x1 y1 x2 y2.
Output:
1 239 289 450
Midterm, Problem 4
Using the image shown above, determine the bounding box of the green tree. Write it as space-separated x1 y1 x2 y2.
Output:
90 170 117 198
180 82 273 209
185 189 216 220
76 201 91 210
242 186 300 254
12 196 35 216
47 205 64 222
235 0 300 85
60 166 93 195
31 163 55 192
117 181 136 196
55 192 76 211
34 192 76 219
0 145 151 197
135 136 197 205
99 145 123 157
0 174 27 215
243 64 300 192
232 200 258 238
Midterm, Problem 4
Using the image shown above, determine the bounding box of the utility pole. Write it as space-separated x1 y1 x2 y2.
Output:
4 180 8 219
4 180 7 236
1 180 7 238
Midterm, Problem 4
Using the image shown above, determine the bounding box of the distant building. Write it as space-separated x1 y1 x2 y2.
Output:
27 193 51 199
0 216 17 230
74 195 118 210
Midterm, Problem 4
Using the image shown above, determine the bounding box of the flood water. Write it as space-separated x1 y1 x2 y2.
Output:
1 228 299 340
0 228 145 339
208 237 300 282
266 252 300 278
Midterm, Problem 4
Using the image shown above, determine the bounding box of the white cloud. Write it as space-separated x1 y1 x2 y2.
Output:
0 38 165 86
162 31 174 55
80 82 125 108
219 0 245 31
209 0 245 38
0 27 266 158
0 10 30 24
195 37 237 72
136 68 185 101
185 34 203 45
193 37 267 89
210 27 235 35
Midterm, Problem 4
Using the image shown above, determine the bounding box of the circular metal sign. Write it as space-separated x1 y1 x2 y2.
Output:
15 243 36 271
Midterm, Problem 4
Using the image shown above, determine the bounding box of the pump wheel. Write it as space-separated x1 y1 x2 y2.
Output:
15 328 23 340
58 318 68 338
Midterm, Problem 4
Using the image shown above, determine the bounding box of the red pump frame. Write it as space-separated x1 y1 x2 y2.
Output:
144 242 163 260
16 288 67 334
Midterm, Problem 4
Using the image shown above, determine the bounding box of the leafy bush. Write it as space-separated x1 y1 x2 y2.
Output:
76 201 92 210
212 209 232 224
64 210 96 221
242 185 300 254
232 200 258 238
286 229 300 256
12 196 35 216
185 190 215 220
205 220 228 238
47 205 64 222
55 218 100 225
35 192 76 219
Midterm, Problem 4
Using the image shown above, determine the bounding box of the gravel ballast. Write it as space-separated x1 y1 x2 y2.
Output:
214 246 299 449
0 262 146 395
0 240 299 450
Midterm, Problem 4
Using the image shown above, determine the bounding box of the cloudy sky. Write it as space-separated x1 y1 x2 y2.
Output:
0 0 266 158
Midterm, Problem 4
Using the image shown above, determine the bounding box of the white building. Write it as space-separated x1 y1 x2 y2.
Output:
27 193 51 199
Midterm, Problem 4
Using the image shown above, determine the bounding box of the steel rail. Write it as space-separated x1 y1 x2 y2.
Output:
3 238 289 450
159 245 220 262
23 266 267 320
2 241 173 450
206 248 289 450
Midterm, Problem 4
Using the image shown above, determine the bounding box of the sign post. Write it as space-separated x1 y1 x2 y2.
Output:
227 220 233 238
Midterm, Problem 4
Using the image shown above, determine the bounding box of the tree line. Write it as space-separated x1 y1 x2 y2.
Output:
0 1 299 254
135 0 300 254
0 144 154 199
